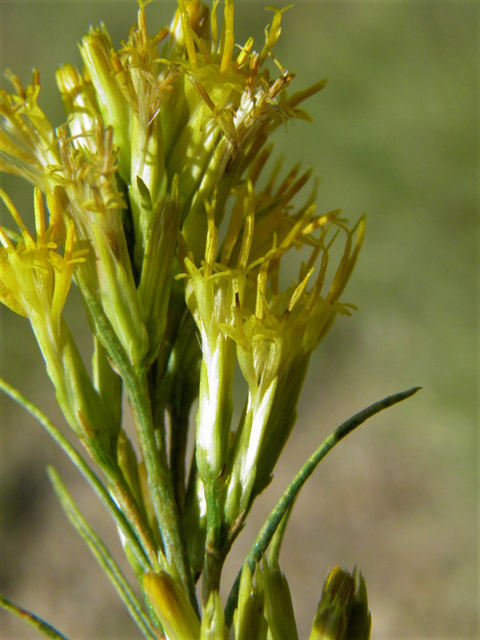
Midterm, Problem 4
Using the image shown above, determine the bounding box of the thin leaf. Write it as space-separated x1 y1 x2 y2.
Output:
225 387 421 625
47 467 159 640
0 376 152 571
0 594 70 640
267 501 294 566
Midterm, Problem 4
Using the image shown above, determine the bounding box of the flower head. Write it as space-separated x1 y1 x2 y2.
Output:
0 187 85 327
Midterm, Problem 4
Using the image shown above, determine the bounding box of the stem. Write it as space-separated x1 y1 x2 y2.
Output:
169 393 191 514
203 477 224 604
78 279 198 613
224 387 421 625
129 365 192 585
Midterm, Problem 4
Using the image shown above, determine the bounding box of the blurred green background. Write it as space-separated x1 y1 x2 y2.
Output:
0 1 477 638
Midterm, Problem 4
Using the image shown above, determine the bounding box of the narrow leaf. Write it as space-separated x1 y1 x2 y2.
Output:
225 387 421 625
0 595 70 640
47 467 159 640
0 376 152 571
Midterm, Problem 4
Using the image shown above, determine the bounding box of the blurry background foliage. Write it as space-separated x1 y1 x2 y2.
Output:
0 1 477 638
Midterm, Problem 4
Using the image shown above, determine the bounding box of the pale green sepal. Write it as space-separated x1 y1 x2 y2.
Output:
36 321 117 457
143 572 201 640
184 475 207 578
92 336 122 450
195 342 235 481
185 256 236 481
224 378 277 525
92 224 149 366
55 63 99 148
117 430 145 516
129 115 168 264
253 355 310 499
262 558 299 640
200 592 227 640
233 564 267 640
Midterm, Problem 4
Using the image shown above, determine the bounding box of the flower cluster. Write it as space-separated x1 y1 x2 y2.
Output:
0 1 375 638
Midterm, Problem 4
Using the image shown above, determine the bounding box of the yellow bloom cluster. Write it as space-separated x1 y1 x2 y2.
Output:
0 1 372 638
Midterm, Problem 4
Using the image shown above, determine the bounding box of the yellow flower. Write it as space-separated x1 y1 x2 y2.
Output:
79 0 324 268
0 187 85 326
0 189 116 451
0 71 61 187
178 159 364 523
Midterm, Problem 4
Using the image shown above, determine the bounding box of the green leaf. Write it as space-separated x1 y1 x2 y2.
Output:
47 467 159 640
0 595 70 640
225 387 421 625
0 375 152 571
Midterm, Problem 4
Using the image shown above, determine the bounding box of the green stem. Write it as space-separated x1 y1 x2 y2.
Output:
48 467 159 640
129 366 188 574
203 477 224 604
0 596 70 640
169 394 191 514
224 387 421 625
0 376 154 572
78 278 198 614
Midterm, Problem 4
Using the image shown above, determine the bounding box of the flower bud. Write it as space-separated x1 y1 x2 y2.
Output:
201 591 227 640
80 28 131 179
55 63 99 152
143 571 201 640
309 567 371 640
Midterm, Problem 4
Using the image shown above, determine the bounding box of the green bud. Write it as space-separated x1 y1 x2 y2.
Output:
309 567 371 640
80 29 131 180
143 571 201 640
92 224 149 365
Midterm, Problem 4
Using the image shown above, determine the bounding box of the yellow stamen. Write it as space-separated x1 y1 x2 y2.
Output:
234 37 254 72
287 267 314 313
0 188 29 238
237 184 255 272
220 0 235 75
211 0 221 54
204 194 218 278
177 0 198 67
33 187 46 245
